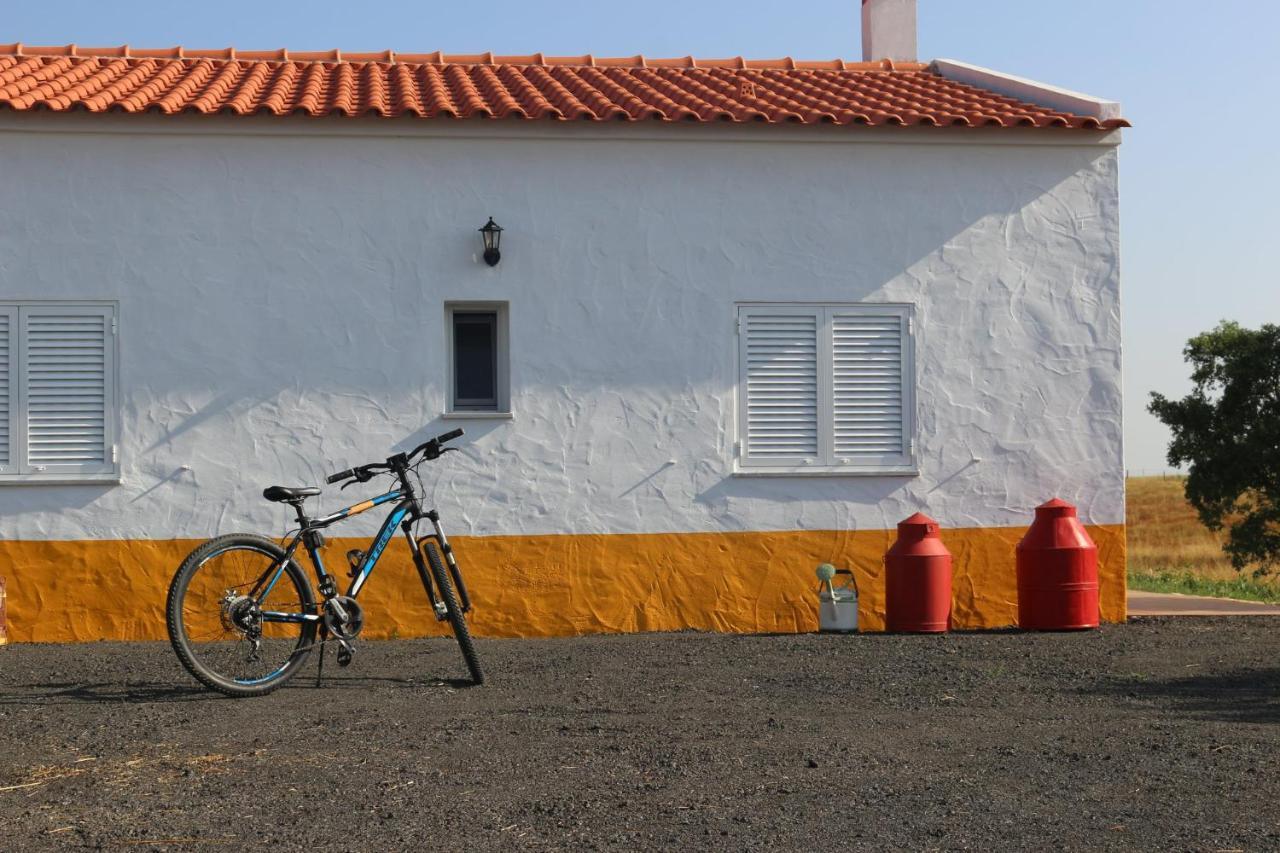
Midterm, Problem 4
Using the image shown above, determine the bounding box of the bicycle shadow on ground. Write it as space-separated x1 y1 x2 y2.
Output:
308 674 478 691
0 675 477 705
0 681 212 705
1089 667 1280 725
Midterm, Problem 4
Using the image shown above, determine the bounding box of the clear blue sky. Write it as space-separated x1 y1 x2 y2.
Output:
6 0 1277 474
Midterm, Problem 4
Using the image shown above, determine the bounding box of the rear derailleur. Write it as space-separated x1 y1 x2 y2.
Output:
222 592 264 664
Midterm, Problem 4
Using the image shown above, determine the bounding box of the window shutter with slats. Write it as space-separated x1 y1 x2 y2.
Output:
738 307 821 466
738 303 915 473
0 307 13 473
19 305 116 476
830 307 912 468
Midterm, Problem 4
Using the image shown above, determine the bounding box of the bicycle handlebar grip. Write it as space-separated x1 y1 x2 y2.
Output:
438 428 464 443
326 468 355 485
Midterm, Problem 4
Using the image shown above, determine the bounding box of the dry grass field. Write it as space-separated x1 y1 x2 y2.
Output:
1127 476 1280 602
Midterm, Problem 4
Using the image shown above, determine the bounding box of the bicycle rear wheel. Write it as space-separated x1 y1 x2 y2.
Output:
421 540 484 685
167 534 317 697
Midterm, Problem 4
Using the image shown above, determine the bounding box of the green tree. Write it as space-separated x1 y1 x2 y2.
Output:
1149 321 1280 574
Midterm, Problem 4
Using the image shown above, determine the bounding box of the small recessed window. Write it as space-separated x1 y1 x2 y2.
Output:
446 302 509 415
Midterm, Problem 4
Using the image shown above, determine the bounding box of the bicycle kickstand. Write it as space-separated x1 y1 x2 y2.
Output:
315 625 328 688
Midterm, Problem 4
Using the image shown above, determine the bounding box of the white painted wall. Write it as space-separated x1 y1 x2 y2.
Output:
0 117 1123 540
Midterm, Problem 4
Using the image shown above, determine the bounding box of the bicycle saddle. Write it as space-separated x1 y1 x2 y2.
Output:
262 485 321 503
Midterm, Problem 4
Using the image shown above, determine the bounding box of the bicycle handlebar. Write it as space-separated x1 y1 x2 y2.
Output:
410 428 464 461
326 428 465 486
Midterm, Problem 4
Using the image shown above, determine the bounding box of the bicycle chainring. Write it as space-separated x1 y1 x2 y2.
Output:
323 595 365 641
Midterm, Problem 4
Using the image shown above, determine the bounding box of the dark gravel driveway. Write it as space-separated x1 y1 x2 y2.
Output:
1 618 1278 850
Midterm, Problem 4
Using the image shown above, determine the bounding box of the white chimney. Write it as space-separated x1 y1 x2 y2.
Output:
862 0 918 63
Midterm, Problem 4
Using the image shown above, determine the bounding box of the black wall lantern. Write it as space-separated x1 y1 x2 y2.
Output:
479 217 503 266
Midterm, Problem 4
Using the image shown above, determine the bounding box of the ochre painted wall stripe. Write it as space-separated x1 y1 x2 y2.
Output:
0 525 1125 642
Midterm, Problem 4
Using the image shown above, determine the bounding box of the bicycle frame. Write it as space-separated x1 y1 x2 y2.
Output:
249 487 467 625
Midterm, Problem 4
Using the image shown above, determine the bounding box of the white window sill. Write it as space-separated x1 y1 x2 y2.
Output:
732 467 919 478
440 411 514 420
0 475 122 486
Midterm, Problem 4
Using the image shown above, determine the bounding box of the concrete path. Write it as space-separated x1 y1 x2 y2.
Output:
1128 590 1280 617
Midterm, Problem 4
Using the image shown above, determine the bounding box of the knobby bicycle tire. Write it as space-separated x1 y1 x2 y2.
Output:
166 534 318 697
422 540 484 685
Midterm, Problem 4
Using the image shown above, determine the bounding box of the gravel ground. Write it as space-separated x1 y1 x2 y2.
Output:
1 618 1278 851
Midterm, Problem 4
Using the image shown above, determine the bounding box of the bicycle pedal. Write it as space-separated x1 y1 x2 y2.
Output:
336 642 355 667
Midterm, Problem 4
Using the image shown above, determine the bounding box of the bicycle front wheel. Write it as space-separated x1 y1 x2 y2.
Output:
167 534 317 697
422 540 484 685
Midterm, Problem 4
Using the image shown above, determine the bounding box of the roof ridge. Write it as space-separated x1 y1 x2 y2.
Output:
0 43 927 71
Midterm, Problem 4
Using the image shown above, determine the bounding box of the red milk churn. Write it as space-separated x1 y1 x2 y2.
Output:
885 513 952 633
1016 498 1099 630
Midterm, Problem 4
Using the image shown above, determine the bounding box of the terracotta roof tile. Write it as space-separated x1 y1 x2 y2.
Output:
0 43 1129 130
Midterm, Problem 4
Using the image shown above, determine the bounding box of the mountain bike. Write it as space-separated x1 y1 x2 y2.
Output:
165 428 482 697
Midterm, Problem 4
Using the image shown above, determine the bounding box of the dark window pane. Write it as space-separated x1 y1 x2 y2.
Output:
454 312 497 407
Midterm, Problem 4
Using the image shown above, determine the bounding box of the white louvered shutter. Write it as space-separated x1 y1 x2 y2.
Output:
738 303 914 471
19 305 116 476
739 307 821 466
0 306 13 473
830 307 912 467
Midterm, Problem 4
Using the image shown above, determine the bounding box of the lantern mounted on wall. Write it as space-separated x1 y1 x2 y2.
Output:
479 217 503 267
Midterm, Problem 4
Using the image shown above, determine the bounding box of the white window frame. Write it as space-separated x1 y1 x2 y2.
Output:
735 302 917 477
0 300 121 485
442 301 512 419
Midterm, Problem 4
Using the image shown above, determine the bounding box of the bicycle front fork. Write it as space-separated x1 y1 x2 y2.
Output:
405 510 473 614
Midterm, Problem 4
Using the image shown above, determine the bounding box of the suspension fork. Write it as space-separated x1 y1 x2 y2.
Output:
405 510 473 613
406 521 441 615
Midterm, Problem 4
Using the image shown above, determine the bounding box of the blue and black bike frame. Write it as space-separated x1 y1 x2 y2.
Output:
250 484 472 627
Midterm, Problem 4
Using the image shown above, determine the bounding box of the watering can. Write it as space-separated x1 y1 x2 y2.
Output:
816 563 858 633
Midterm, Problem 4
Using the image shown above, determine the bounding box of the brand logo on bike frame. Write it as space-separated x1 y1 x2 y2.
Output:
350 506 407 596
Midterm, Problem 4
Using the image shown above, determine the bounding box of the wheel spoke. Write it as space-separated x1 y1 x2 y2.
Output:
174 542 313 689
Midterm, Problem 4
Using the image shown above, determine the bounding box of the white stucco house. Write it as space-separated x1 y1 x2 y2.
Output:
0 0 1128 641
